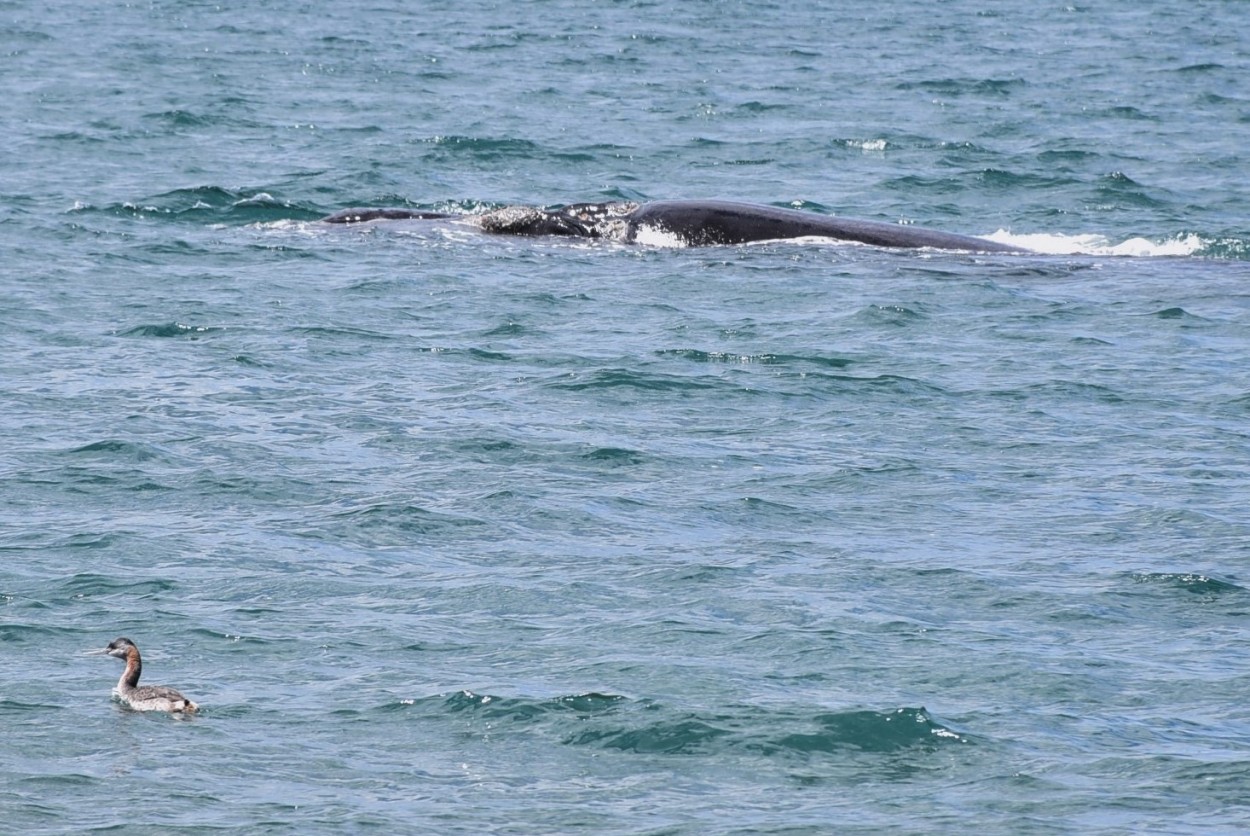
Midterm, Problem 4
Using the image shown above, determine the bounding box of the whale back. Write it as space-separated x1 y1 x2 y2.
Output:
626 200 1025 252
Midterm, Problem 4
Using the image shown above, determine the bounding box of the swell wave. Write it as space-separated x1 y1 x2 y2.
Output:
71 186 327 224
409 690 968 757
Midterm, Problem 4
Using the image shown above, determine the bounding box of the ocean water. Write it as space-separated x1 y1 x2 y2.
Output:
3 0 1249 832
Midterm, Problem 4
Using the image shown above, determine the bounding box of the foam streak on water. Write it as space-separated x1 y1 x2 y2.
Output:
3 1 1250 833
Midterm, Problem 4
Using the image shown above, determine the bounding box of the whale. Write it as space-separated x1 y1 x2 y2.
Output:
322 199 1027 253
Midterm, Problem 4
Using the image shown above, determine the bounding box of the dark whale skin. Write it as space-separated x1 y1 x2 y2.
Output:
625 200 1025 252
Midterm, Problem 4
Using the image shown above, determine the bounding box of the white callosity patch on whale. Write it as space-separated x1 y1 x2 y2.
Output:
475 205 550 233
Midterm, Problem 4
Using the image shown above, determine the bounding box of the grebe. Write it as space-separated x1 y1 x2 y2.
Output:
94 637 199 714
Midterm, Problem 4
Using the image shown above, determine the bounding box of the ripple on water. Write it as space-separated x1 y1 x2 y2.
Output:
406 691 968 758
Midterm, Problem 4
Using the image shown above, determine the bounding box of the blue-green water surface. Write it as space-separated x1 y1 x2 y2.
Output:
3 1 1249 832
